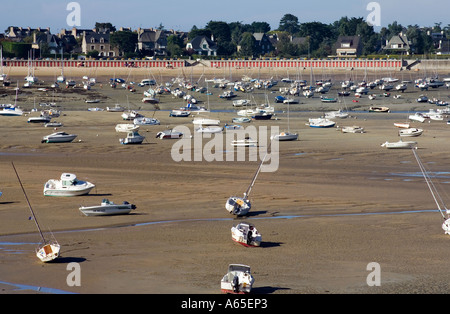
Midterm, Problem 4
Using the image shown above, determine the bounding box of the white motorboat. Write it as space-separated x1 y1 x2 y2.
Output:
44 173 95 197
119 131 145 145
44 121 63 128
192 117 220 126
133 117 160 125
413 149 450 235
232 99 249 107
394 122 410 129
307 118 336 128
12 162 60 262
79 199 136 216
232 117 251 123
381 140 417 149
156 129 183 139
231 222 262 247
341 126 364 133
115 124 139 133
121 110 144 120
0 106 23 116
220 264 255 294
169 109 190 117
408 112 426 123
142 97 159 104
27 115 51 123
195 126 223 133
41 132 77 143
398 128 423 137
106 104 125 112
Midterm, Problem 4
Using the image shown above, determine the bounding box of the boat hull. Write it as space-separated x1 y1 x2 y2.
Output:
79 205 135 216
36 243 60 262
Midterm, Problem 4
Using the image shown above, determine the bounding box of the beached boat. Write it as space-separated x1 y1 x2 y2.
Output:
192 117 220 126
79 199 136 216
41 132 77 143
224 124 242 131
394 122 410 128
369 106 390 113
307 118 336 128
156 129 183 139
142 97 159 104
320 96 337 103
220 264 255 294
232 99 249 107
272 102 298 141
399 128 423 137
324 109 349 119
12 162 60 262
44 173 95 197
341 126 364 133
44 121 63 128
170 110 190 117
196 126 223 133
412 149 450 235
85 99 100 104
381 140 417 149
226 143 269 216
115 124 139 133
408 112 426 123
119 131 145 145
133 117 160 125
106 104 125 112
0 106 23 116
121 110 144 120
27 115 51 123
232 117 251 123
231 222 262 247
231 137 257 147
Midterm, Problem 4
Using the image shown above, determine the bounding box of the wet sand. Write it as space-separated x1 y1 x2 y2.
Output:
1 65 450 294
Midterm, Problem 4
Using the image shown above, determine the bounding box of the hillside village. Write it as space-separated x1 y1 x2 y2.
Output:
1 15 449 60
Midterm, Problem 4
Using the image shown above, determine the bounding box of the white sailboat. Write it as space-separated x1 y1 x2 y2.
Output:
12 162 60 262
225 142 270 216
271 102 298 141
412 149 450 235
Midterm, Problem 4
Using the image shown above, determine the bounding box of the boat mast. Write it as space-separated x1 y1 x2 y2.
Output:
412 149 448 219
11 162 46 243
244 141 272 199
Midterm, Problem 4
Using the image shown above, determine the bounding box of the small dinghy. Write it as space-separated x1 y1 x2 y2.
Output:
79 199 136 216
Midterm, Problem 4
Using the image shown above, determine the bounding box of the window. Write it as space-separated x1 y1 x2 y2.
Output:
91 45 95 50
90 38 95 43
100 45 104 50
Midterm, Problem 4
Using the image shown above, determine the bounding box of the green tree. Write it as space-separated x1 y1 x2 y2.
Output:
110 31 138 55
278 14 300 34
95 22 116 32
239 32 257 57
166 35 183 57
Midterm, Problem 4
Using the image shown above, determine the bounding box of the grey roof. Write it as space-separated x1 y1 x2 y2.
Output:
188 36 217 50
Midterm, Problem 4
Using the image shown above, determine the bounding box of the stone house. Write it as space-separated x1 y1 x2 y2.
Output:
335 35 362 57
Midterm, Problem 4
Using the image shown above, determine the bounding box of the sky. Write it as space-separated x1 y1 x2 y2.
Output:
0 0 449 34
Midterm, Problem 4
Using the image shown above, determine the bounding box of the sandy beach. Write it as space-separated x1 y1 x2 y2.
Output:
1 64 450 295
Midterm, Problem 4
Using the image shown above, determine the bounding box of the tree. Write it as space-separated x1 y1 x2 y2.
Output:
166 35 183 57
251 22 271 33
95 22 116 32
239 32 257 57
110 31 138 55
278 14 300 34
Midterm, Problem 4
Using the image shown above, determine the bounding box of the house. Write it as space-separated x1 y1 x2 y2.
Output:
335 35 362 57
384 33 412 54
137 28 167 56
253 33 274 55
82 32 121 57
186 36 217 56
437 39 450 55
6 27 51 42
32 33 63 54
